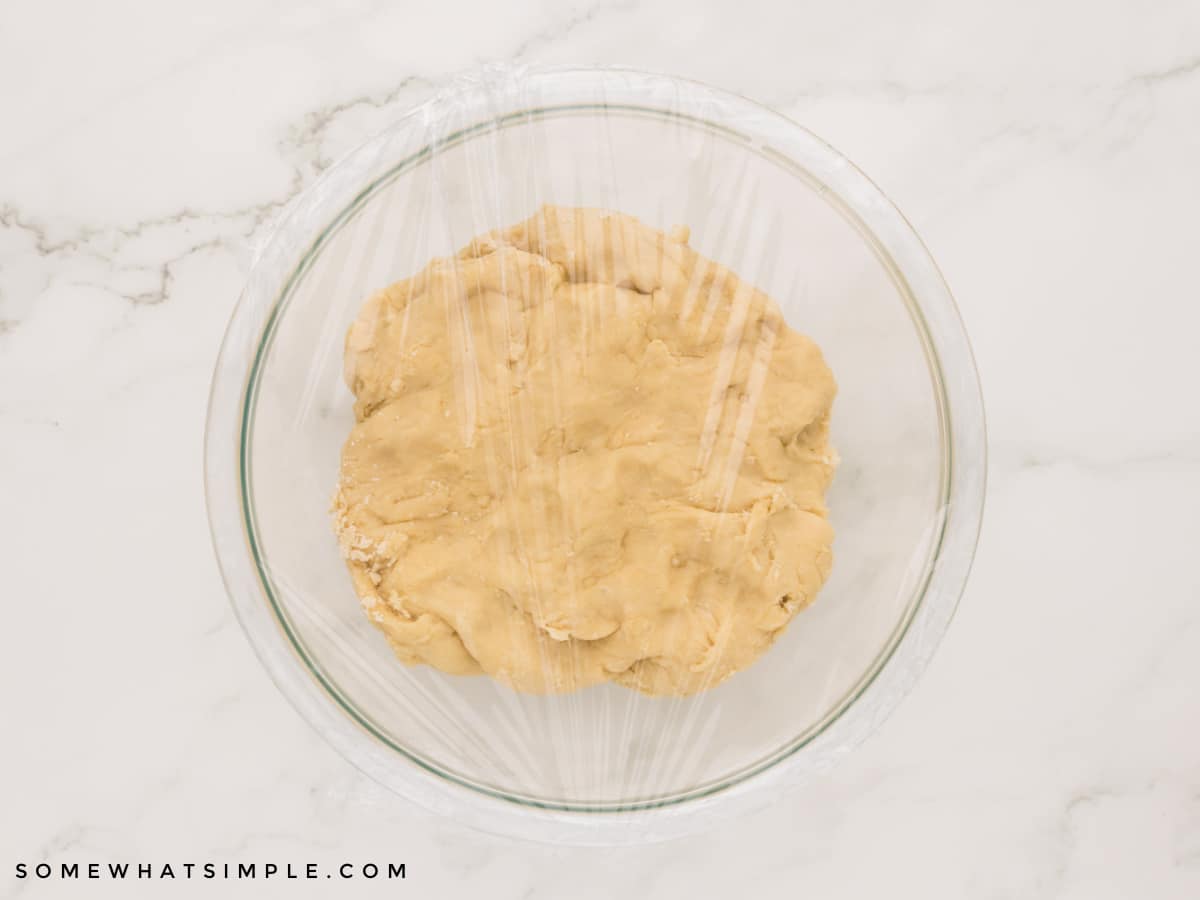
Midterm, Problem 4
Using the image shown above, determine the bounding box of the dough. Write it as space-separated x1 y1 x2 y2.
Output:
333 206 837 695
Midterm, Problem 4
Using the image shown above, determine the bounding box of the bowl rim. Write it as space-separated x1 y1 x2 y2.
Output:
204 64 987 845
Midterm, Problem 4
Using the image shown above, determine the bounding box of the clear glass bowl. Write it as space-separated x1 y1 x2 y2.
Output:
204 67 986 845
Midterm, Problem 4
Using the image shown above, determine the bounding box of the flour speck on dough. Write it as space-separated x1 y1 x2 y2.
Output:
332 207 837 695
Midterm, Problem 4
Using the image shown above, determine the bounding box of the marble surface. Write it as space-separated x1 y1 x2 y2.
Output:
2 0 1199 897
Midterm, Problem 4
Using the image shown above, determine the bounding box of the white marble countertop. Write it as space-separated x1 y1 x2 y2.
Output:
3 1 1199 897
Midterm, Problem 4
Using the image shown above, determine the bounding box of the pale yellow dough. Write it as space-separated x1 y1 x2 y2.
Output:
333 206 837 695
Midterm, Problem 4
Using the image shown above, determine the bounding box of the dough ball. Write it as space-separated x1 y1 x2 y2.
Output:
333 206 837 695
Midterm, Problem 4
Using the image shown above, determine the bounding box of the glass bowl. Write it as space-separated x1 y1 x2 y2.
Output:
204 66 986 845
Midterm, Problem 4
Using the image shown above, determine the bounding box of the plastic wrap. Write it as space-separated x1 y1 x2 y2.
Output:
205 66 986 845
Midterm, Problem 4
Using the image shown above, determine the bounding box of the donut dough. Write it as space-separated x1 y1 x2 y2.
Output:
333 206 837 695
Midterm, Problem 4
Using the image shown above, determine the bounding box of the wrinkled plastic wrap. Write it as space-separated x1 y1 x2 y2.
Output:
205 66 986 844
